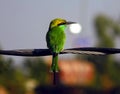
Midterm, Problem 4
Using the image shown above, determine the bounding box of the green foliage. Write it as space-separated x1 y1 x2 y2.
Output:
94 15 120 86
0 55 26 94
94 15 120 88
77 15 120 89
0 54 48 93
23 57 48 84
95 15 114 47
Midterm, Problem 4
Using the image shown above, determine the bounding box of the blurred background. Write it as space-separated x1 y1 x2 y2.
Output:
0 0 120 94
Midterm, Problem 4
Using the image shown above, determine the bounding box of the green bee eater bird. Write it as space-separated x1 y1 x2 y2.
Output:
46 18 76 77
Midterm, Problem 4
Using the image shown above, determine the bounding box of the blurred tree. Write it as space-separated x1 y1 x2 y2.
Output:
22 57 49 85
0 48 26 94
77 15 120 89
94 15 120 87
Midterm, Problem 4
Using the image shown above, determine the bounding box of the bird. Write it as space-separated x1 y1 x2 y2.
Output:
46 18 76 84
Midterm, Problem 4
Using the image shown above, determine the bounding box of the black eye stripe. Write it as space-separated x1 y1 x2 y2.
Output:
58 22 66 26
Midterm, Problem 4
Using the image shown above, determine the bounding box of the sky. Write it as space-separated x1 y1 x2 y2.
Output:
0 0 120 62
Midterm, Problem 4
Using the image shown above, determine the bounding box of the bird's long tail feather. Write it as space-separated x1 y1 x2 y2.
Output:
51 53 59 85
51 53 59 72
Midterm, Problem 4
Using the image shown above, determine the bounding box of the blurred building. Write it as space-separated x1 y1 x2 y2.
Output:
59 59 95 86
45 57 95 86
0 86 8 94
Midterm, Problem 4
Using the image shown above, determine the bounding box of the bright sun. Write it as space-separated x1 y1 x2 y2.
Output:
69 23 82 34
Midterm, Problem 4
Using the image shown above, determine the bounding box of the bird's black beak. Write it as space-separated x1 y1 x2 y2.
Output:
66 21 77 25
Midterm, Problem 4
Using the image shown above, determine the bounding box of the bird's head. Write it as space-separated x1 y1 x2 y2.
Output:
49 18 76 29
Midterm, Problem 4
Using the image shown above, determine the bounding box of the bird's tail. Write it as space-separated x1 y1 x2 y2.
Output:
51 53 59 72
50 53 59 85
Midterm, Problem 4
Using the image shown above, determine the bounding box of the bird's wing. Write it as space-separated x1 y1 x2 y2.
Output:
0 47 120 56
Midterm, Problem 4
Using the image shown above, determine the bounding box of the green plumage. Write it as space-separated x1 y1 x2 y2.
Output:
46 18 76 84
46 18 66 72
